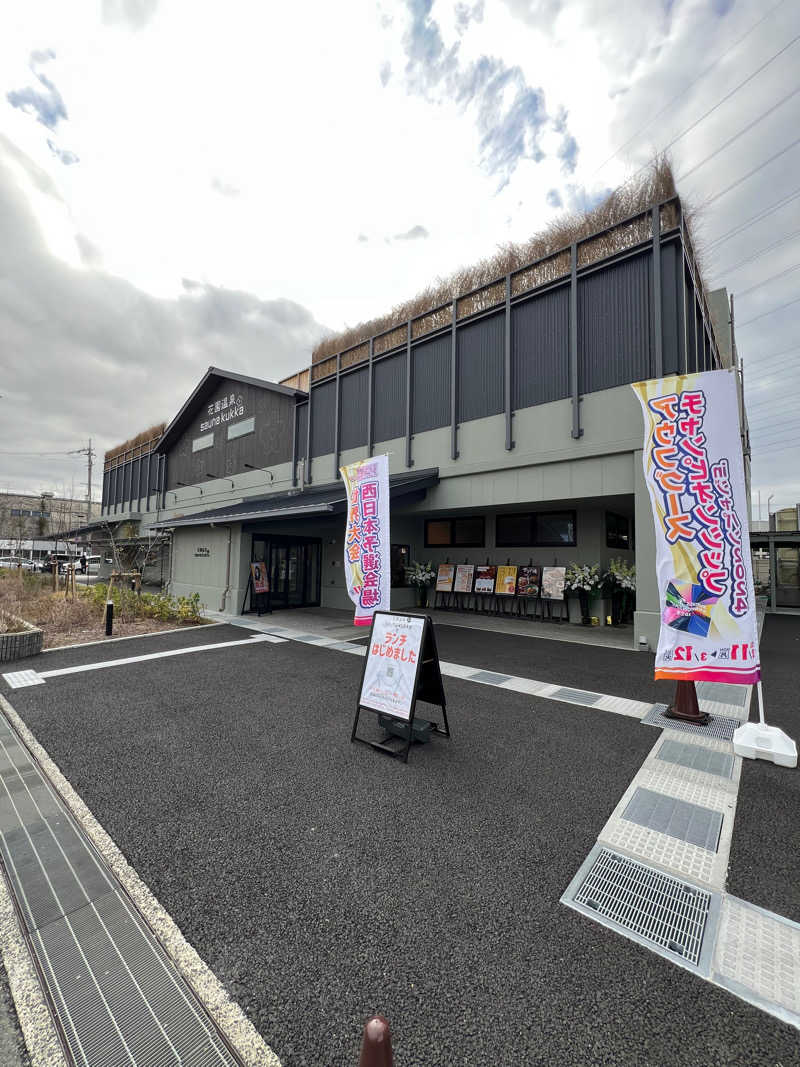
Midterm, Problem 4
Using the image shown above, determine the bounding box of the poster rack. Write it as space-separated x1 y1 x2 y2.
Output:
352 612 450 763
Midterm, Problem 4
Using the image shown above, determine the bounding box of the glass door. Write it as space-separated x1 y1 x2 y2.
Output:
269 543 288 609
250 535 322 610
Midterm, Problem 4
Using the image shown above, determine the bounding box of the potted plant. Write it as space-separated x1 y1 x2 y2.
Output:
405 560 436 608
604 559 636 625
565 563 602 625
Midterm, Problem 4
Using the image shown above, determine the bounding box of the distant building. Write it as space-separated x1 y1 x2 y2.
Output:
0 491 99 545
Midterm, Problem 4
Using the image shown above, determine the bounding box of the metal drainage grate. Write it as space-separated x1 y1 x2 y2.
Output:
657 738 734 779
551 687 602 706
696 682 749 707
468 670 512 685
642 703 739 741
622 788 722 852
566 847 713 967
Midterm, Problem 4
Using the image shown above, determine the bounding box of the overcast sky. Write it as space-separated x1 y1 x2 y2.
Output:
0 0 798 514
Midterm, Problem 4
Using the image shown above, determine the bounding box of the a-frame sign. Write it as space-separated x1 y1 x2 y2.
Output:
351 611 450 763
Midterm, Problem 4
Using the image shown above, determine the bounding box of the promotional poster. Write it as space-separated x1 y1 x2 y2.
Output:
633 369 760 684
541 566 566 601
474 565 497 594
436 564 455 592
496 565 518 595
453 564 475 593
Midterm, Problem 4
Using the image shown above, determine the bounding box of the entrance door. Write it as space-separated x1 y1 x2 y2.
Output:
250 535 321 609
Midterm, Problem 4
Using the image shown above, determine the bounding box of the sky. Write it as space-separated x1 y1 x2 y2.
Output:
0 0 798 515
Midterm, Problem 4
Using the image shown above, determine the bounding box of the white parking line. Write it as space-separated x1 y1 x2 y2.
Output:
3 634 285 688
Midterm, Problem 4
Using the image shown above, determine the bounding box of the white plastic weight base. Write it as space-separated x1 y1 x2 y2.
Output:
733 722 798 768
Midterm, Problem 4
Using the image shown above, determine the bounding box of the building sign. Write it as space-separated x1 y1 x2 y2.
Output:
340 454 391 626
453 564 474 593
201 393 245 433
436 564 455 592
496 565 517 596
541 566 566 600
516 565 541 596
359 613 425 720
250 560 269 594
633 370 760 684
194 546 210 557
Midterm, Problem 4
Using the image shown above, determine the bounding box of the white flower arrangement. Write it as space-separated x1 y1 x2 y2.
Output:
565 563 602 594
405 560 436 587
605 558 636 591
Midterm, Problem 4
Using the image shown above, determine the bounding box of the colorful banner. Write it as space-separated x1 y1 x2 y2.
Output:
633 370 760 684
340 454 391 627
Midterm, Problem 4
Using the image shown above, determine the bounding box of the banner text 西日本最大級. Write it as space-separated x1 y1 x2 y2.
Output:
340 454 391 626
633 369 760 685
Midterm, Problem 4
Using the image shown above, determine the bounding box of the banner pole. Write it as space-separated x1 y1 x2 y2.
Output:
755 681 767 726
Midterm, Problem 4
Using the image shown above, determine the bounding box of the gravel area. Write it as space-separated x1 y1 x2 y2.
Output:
7 634 800 1066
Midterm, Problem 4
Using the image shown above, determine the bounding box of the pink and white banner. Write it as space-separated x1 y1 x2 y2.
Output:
633 369 760 685
340 454 391 627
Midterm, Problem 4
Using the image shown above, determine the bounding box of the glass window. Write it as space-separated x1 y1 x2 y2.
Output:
453 516 484 546
192 433 214 452
606 511 631 549
425 520 452 546
535 511 576 546
496 513 534 547
227 416 255 441
424 516 485 547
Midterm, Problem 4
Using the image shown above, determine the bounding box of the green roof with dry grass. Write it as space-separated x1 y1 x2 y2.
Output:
311 158 686 372
104 423 166 466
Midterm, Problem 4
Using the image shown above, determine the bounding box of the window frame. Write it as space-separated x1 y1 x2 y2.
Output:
495 509 578 548
424 515 485 548
606 511 631 550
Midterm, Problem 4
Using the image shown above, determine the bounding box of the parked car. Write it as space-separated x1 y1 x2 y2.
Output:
0 556 36 570
39 553 78 575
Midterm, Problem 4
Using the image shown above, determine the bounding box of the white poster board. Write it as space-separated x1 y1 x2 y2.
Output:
360 613 425 721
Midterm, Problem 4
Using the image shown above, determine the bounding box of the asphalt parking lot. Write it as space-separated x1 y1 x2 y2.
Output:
4 621 800 1066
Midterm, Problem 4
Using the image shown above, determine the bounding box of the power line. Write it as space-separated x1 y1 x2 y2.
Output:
711 229 800 278
737 261 800 298
737 295 800 327
590 0 788 176
706 187 800 250
747 422 800 445
746 395 800 415
743 344 800 363
0 450 80 457
676 84 800 183
705 136 800 208
627 30 800 186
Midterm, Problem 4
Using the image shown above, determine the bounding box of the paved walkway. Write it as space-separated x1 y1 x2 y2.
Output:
0 613 797 1064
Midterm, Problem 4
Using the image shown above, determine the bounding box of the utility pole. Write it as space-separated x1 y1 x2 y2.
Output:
67 439 96 515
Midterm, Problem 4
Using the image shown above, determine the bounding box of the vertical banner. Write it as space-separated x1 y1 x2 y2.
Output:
340 454 391 627
633 369 760 684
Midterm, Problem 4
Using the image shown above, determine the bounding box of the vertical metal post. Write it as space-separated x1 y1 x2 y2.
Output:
291 401 298 488
405 321 413 468
136 448 143 512
570 243 583 439
334 354 341 480
682 251 690 374
160 455 167 509
147 451 153 510
112 465 117 515
504 274 513 451
450 298 459 460
305 368 313 484
652 206 663 378
367 336 374 458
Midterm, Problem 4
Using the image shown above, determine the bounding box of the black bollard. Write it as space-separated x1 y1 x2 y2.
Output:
105 600 114 636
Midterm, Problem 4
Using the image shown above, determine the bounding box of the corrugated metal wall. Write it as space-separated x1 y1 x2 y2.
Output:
373 353 406 441
412 335 450 433
297 402 308 460
339 367 369 450
511 286 570 409
579 253 653 393
310 380 336 456
685 267 697 373
458 312 504 422
660 242 682 376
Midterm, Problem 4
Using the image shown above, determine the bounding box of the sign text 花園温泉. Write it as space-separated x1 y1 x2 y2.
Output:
633 370 760 684
200 393 245 434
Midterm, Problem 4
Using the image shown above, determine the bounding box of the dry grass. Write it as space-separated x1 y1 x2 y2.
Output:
0 572 206 650
105 422 166 466
311 157 685 368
